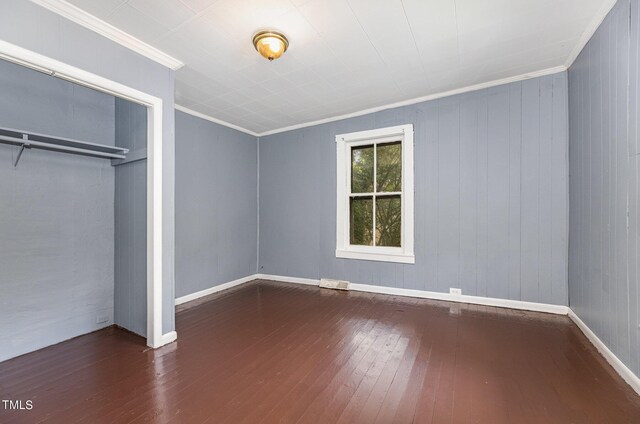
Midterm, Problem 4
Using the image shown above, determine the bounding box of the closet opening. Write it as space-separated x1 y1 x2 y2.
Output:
0 41 169 361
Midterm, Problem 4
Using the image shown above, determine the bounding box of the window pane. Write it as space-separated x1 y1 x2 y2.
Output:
376 141 402 192
351 145 374 193
376 195 401 247
350 196 373 246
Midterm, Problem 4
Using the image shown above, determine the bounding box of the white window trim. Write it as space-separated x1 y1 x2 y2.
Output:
335 124 415 264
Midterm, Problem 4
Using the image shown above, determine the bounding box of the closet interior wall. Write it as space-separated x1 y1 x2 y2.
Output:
0 59 116 361
114 98 148 337
0 59 149 361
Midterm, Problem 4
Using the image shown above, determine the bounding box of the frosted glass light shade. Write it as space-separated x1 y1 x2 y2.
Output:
253 31 289 61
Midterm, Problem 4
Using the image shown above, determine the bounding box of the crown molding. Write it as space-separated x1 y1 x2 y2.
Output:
175 105 260 137
565 0 618 68
27 0 607 131
176 66 567 138
29 0 184 70
258 65 567 137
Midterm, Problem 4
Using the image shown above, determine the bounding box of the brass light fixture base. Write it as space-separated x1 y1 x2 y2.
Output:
253 31 289 61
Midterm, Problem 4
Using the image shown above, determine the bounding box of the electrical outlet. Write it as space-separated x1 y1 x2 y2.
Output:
96 315 109 324
449 288 462 296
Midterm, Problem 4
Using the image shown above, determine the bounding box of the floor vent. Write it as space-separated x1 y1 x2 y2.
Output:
319 278 350 291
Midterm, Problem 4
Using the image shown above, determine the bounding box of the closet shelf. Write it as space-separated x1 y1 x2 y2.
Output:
0 126 129 167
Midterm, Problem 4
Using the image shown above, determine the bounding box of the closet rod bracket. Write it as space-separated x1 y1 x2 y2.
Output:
14 134 30 167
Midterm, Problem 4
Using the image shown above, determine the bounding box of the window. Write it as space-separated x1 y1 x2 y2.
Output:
336 124 414 264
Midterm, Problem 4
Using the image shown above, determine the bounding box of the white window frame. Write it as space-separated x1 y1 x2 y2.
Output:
335 124 414 264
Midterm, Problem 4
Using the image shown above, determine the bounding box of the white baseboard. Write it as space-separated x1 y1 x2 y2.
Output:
174 274 258 305
257 274 568 315
349 283 569 315
256 273 320 286
568 309 640 395
160 331 177 345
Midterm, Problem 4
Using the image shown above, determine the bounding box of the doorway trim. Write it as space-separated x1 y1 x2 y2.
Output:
0 39 174 348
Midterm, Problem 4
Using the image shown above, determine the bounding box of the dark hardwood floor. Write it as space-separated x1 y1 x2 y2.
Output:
1 280 639 423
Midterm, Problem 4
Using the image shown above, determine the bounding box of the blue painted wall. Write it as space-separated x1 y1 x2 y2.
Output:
0 0 177 334
259 72 569 306
0 59 116 362
114 99 148 336
568 0 640 377
175 111 258 298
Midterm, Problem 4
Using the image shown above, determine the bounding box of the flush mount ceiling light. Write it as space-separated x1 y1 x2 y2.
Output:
253 31 289 61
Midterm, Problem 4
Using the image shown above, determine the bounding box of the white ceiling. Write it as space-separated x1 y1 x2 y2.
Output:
66 0 609 135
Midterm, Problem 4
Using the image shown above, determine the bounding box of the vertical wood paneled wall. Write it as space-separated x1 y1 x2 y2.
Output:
259 72 569 306
175 111 258 299
568 0 640 377
114 98 148 337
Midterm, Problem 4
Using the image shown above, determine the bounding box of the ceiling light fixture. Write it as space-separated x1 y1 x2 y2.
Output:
252 31 289 61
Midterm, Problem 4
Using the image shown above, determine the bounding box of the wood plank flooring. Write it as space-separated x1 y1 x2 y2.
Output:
1 279 639 423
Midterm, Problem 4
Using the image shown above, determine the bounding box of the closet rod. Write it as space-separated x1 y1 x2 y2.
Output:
0 134 126 159
0 128 128 166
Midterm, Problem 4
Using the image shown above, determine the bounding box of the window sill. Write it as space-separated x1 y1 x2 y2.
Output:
335 249 415 264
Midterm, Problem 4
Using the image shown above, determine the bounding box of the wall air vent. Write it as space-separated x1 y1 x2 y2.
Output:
319 278 350 291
